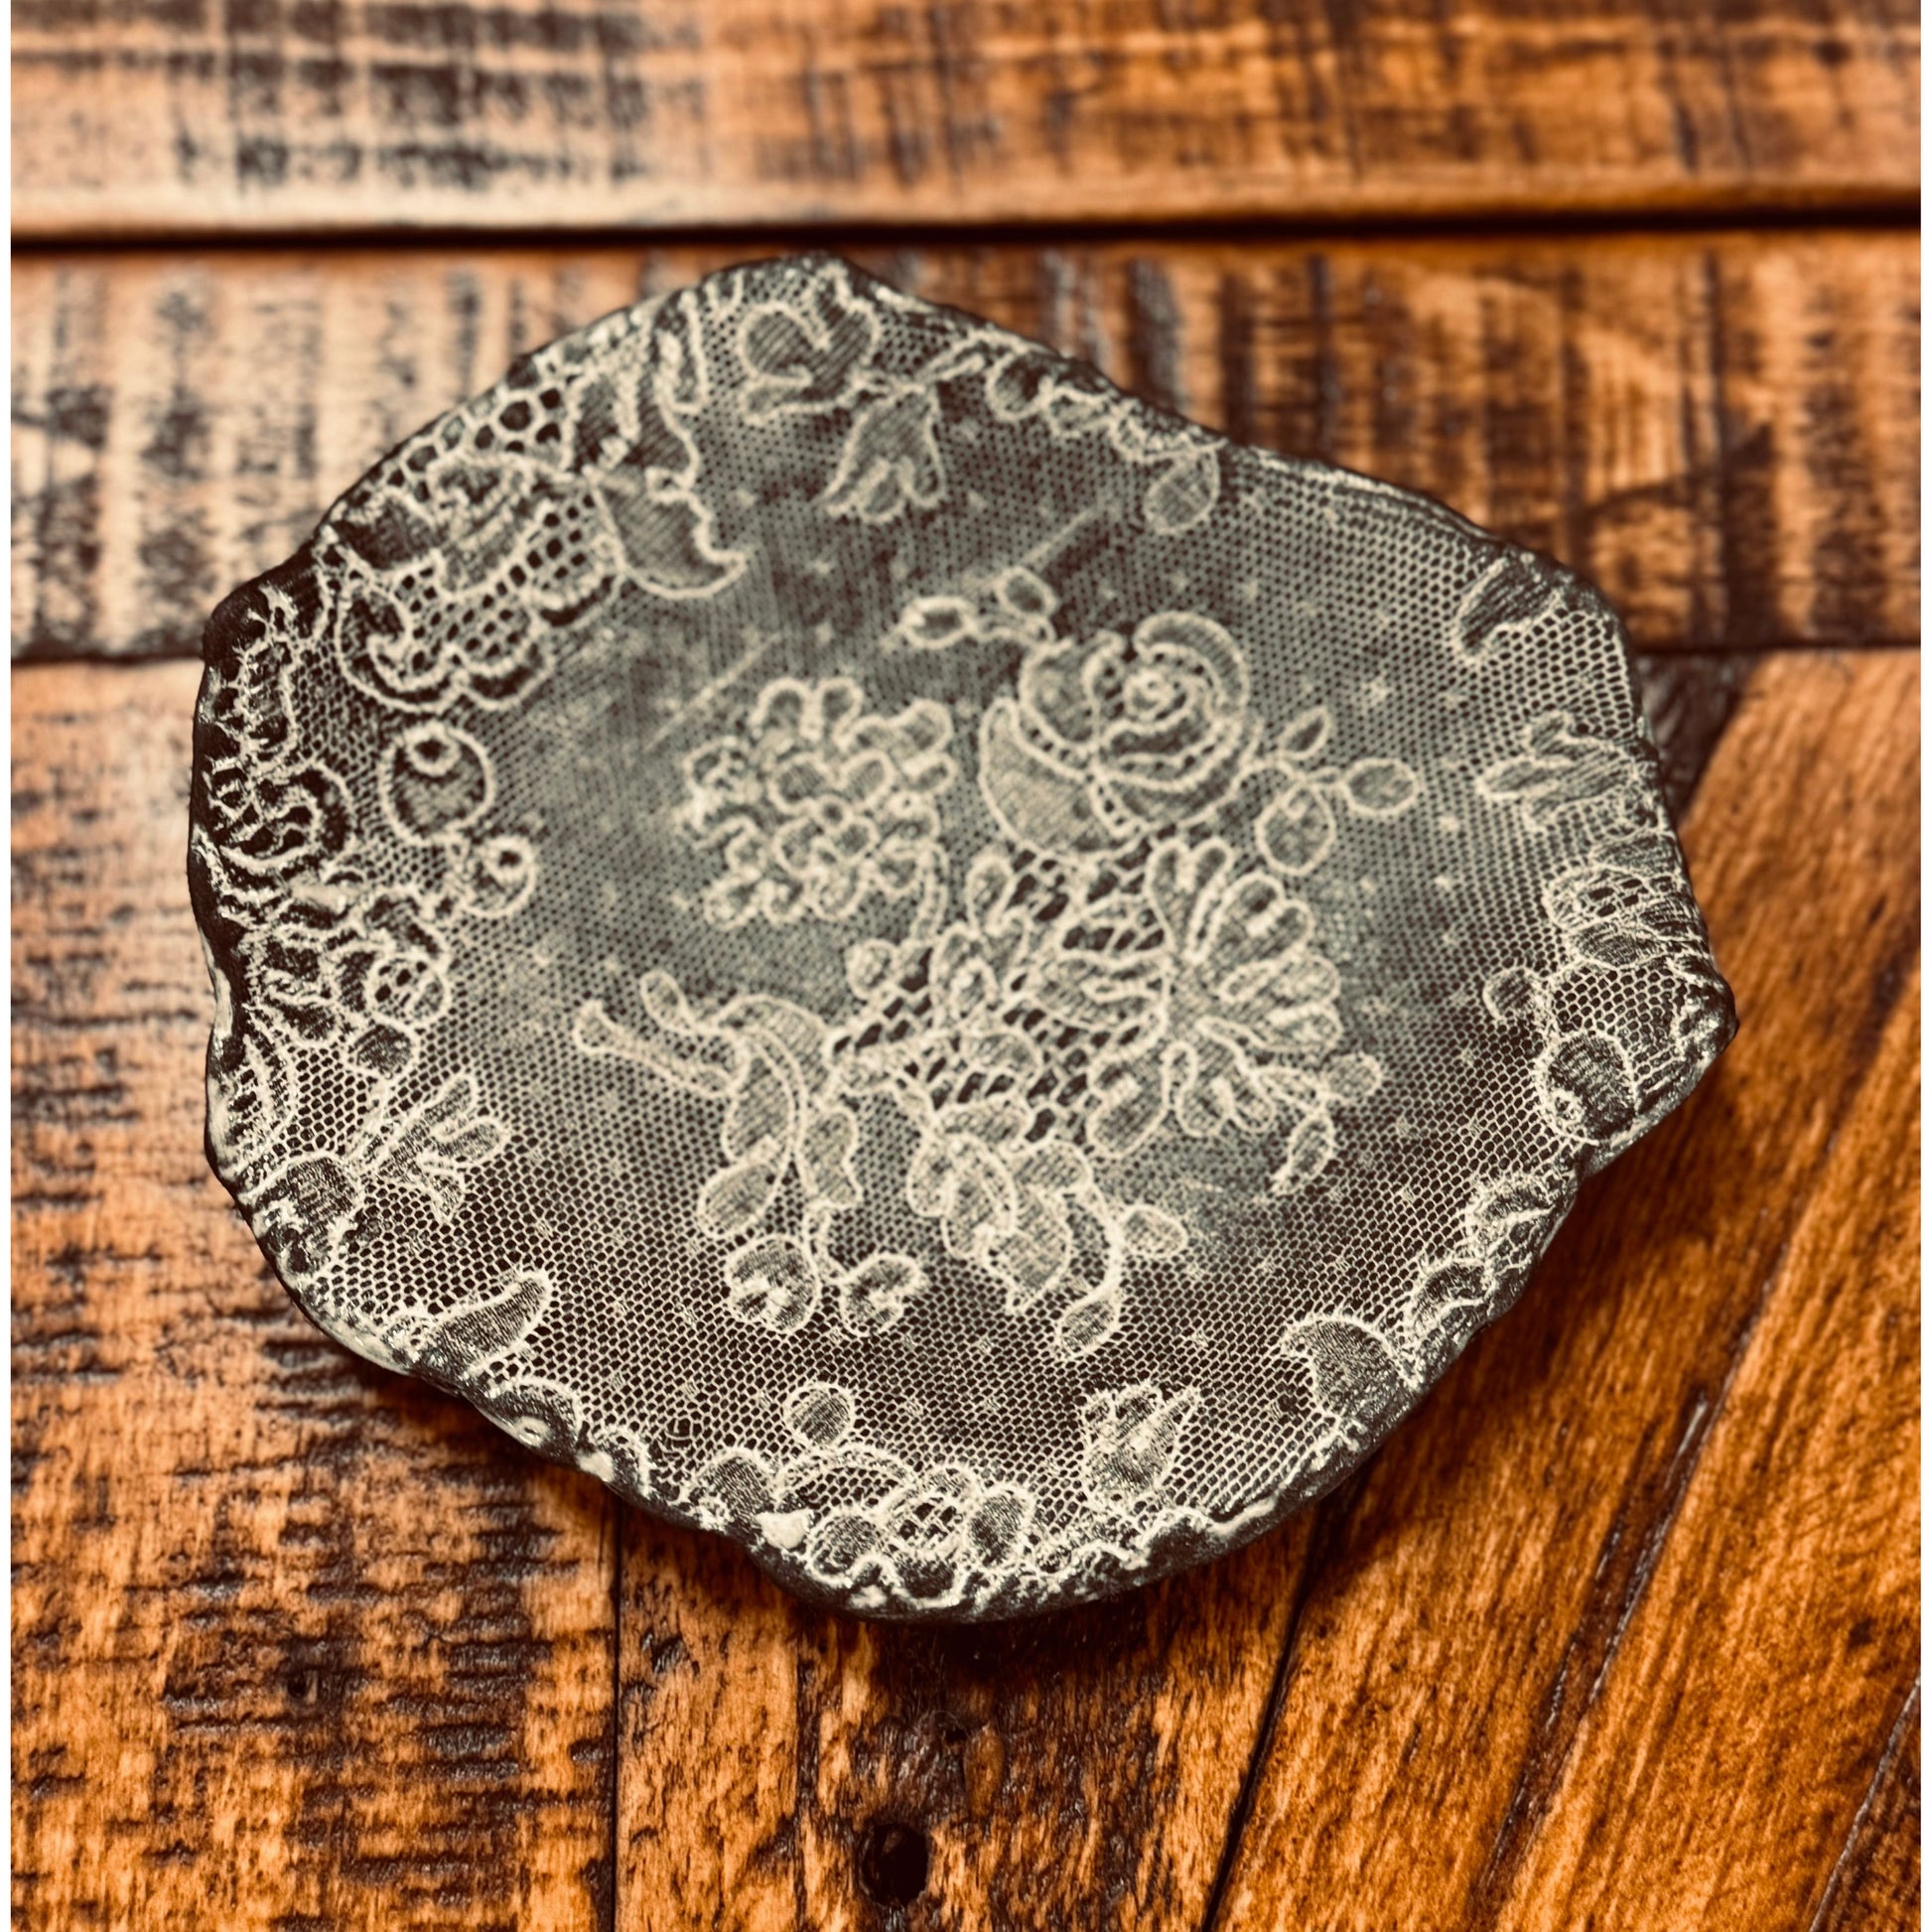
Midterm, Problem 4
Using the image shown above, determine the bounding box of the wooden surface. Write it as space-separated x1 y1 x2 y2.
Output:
12 232 1920 662
12 0 1921 237
12 3 1920 1927
13 649 1920 1928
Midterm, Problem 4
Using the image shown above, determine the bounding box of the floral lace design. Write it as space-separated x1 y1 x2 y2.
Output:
192 253 1735 1622
596 582 1405 1378
683 677 956 928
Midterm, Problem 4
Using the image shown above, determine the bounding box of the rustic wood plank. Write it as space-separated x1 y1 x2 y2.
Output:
1207 647 1920 1929
615 1501 1313 1930
12 231 1919 664
1510 997 1921 1922
11 0 1920 236
12 660 618 1930
1496 949 1917 1929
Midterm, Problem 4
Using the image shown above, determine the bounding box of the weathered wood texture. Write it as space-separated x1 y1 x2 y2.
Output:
13 649 1917 1928
10 0 1920 237
11 230 1920 663
13 664 619 1929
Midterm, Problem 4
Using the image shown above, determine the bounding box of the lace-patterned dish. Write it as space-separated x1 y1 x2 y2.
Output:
189 254 1736 1621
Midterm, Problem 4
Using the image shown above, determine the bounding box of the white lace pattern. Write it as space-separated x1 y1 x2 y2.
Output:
191 256 1734 1619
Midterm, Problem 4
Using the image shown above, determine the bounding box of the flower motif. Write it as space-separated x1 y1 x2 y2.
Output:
734 269 883 422
1484 820 1736 1163
1089 838 1376 1178
1078 1383 1200 1514
367 1073 511 1225
1474 710 1639 831
685 676 955 928
804 1463 1036 1604
821 384 946 523
377 720 494 845
978 612 1259 858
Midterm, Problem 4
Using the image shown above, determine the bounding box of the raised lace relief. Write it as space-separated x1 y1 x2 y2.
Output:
190 253 1735 1621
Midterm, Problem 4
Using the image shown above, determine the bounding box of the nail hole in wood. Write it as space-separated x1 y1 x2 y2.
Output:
858 1818 929 1907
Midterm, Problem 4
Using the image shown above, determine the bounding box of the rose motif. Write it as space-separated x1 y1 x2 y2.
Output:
977 612 1258 858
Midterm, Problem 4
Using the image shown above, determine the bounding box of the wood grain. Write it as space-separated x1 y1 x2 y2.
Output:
12 662 617 1930
11 0 1920 237
615 1503 1313 1930
12 230 1920 662
1210 647 1921 1932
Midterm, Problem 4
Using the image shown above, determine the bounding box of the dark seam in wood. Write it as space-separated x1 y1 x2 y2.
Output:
8 202 1921 261
790 1647 813 1932
1194 1484 1360 1932
1804 1677 1922 1932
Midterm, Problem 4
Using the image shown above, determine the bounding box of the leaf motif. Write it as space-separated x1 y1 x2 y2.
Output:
1278 1315 1410 1427
1121 1203 1188 1260
597 472 747 600
797 1106 861 1209
1278 705 1333 762
990 1185 1073 1314
1322 1052 1385 1106
1255 782 1337 878
696 1139 788 1241
1052 1287 1123 1361
1341 756 1421 819
1142 446 1220 535
965 1484 1035 1570
722 1051 794 1165
1270 1111 1337 1193
783 1380 856 1449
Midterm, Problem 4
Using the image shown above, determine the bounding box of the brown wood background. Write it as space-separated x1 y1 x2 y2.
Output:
11 2 1921 1926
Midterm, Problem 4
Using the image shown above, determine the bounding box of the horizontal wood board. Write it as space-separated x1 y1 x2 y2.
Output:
12 647 1918 1928
11 0 1920 236
11 230 1920 663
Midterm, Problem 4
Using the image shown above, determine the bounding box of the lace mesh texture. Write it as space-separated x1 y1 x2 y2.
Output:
189 253 1736 1620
